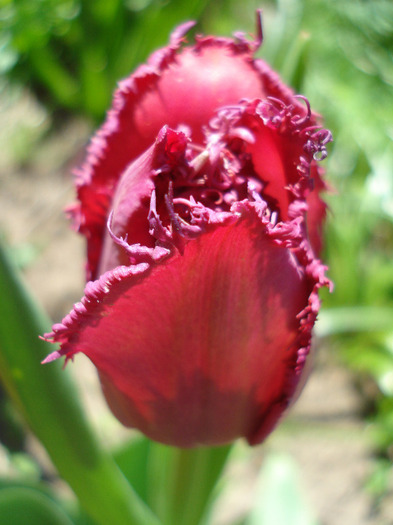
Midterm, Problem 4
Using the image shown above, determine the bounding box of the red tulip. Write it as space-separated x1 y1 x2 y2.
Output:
43 14 332 447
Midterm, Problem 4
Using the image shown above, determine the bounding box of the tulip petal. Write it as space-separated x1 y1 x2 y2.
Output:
207 98 332 241
44 17 332 449
43 199 328 447
72 20 329 280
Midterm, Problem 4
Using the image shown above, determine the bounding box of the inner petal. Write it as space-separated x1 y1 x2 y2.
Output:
245 125 289 220
134 46 266 144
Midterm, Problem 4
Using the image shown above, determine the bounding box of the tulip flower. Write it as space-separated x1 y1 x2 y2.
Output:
43 14 332 447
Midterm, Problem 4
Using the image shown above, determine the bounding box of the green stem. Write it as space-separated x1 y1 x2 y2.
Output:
148 444 231 525
0 240 160 525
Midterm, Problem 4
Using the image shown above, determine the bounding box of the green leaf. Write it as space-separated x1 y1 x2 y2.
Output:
0 487 75 525
0 239 161 525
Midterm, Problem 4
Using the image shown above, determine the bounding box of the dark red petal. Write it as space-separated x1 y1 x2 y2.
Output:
305 164 328 256
96 126 190 273
204 98 332 254
43 203 328 447
72 21 329 279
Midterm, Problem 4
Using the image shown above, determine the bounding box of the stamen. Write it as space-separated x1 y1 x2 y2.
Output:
190 149 210 173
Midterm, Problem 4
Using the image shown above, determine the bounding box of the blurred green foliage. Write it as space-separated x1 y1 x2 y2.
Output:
0 0 209 121
302 0 393 485
247 453 319 525
1 0 393 517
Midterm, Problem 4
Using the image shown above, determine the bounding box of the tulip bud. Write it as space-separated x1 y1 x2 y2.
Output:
43 14 332 447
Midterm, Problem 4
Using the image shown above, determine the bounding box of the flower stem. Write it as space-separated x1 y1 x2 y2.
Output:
148 443 231 525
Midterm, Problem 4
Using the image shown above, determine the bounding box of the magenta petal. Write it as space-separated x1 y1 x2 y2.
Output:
43 16 332 449
71 18 330 279
96 126 190 273
44 204 326 447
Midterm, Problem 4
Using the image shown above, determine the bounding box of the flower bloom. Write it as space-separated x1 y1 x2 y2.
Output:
43 14 332 447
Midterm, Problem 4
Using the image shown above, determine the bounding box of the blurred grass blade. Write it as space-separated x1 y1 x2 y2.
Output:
0 240 160 525
28 47 80 110
316 307 393 338
112 0 209 83
247 453 318 525
0 487 75 525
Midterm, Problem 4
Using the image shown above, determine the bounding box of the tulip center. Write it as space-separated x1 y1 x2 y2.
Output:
104 97 331 269
148 125 276 254
146 101 292 254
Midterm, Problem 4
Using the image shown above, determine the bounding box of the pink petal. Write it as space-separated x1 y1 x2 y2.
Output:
72 21 329 279
205 98 332 253
43 202 327 447
43 17 332 448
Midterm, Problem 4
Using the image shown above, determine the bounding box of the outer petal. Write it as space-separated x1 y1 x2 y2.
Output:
43 202 328 448
73 18 329 279
305 164 328 256
96 126 190 273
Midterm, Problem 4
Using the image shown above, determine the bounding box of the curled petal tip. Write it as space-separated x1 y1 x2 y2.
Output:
255 9 263 49
170 20 196 44
41 350 62 364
